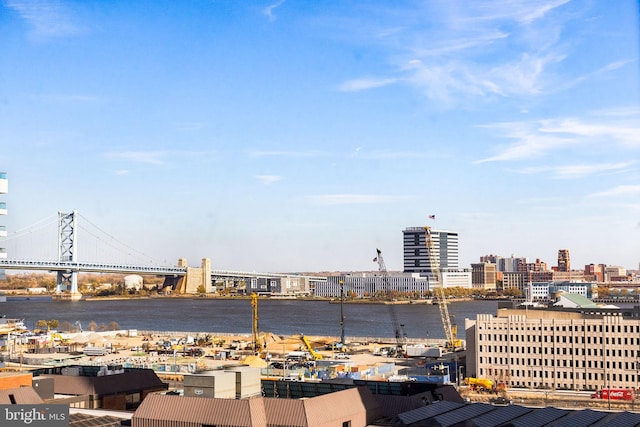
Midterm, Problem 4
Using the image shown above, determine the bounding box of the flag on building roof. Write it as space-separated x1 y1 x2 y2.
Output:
428 215 436 220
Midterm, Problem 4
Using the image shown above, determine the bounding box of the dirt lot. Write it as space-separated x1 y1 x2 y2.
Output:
5 331 398 374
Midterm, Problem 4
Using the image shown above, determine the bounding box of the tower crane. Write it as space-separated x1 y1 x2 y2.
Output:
375 248 407 357
424 225 462 350
251 293 262 354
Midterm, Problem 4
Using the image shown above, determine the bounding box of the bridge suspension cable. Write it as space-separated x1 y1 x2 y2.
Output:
0 214 58 260
0 211 168 266
76 212 165 266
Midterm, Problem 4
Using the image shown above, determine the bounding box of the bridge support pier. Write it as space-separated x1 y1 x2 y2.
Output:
174 258 212 294
56 270 78 294
56 211 81 298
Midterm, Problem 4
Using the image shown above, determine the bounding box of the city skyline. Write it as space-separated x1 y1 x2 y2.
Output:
0 1 639 272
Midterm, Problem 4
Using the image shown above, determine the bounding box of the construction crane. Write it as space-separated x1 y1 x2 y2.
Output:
424 225 462 351
300 334 323 360
375 248 407 357
251 293 262 354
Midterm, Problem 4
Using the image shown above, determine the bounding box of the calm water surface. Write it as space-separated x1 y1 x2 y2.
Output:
0 298 499 339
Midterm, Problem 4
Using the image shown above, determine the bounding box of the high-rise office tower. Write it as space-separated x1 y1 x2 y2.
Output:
403 227 459 273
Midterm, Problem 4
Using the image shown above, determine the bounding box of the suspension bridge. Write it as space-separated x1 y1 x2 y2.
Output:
0 211 313 298
0 211 204 297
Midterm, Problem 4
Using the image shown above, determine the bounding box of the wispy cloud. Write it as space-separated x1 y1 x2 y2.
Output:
5 0 83 38
557 60 632 91
106 151 166 165
338 77 399 92
114 170 129 176
307 194 411 205
255 175 282 185
515 162 635 179
539 118 640 148
477 112 640 163
263 0 285 22
475 121 574 162
338 1 625 104
247 149 329 158
587 185 640 198
363 150 433 160
459 0 571 26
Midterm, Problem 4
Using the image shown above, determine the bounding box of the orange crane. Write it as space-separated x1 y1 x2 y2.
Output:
424 225 462 350
375 248 407 357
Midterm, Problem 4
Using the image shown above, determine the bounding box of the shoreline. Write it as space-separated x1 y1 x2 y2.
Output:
4 291 476 305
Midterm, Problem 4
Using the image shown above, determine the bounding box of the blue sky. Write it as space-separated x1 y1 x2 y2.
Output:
0 0 639 272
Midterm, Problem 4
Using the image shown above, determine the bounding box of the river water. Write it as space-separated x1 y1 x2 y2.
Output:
0 298 500 339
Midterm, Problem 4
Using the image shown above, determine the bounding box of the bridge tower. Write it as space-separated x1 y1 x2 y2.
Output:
56 210 80 296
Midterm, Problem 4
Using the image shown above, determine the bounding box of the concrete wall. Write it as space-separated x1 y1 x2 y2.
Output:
32 377 54 400
224 366 261 398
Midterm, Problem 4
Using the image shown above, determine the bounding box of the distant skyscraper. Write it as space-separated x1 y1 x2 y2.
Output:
557 249 570 272
403 227 459 273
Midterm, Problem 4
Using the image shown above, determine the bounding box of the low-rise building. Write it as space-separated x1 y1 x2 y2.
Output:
36 366 168 410
132 386 382 427
471 262 497 291
466 304 640 391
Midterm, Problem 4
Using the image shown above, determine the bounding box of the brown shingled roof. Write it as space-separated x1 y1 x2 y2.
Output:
0 386 45 404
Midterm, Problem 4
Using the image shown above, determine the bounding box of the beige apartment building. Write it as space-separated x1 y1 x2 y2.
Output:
465 308 640 391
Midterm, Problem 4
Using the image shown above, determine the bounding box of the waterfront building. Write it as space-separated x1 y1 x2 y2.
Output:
211 271 320 297
527 282 549 300
501 272 528 295
440 269 472 289
465 306 640 391
551 281 596 299
403 226 471 291
471 262 497 291
247 275 313 296
403 227 459 273
314 271 472 298
523 281 595 301
502 271 554 295
316 273 430 298
0 172 6 280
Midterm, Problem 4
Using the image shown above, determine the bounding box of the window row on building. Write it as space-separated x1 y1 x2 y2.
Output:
466 310 640 391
